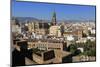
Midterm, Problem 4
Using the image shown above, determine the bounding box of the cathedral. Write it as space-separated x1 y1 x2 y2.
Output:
51 11 57 26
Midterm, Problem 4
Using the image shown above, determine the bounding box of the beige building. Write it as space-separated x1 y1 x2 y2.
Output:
28 40 63 63
49 26 61 37
83 26 89 35
72 55 96 62
35 28 48 35
28 40 63 51
28 21 49 35
28 22 35 32
63 29 83 40
11 19 21 34
32 50 55 64
32 49 71 64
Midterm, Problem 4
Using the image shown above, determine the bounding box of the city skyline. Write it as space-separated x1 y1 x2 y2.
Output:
11 1 96 66
12 0 96 21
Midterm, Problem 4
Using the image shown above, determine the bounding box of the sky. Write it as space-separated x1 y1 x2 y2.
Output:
12 0 96 21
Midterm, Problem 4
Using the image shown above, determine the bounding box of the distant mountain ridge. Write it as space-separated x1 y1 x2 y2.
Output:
12 17 39 22
12 17 95 23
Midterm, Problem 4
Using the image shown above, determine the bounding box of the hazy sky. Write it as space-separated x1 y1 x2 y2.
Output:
12 0 96 21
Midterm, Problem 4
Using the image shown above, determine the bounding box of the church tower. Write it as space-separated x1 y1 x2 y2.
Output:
51 11 57 25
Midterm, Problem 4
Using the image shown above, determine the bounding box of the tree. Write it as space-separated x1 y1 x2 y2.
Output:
15 18 20 27
82 48 96 56
74 49 81 56
88 30 91 36
82 33 87 37
69 44 77 54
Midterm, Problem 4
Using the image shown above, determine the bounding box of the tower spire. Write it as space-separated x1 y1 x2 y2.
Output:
51 11 56 25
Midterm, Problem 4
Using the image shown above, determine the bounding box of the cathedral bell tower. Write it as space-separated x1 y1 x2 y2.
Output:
51 11 57 26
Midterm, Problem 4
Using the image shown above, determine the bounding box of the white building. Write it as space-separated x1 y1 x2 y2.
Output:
66 35 74 41
90 29 95 34
12 24 21 34
87 36 95 41
76 38 87 43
